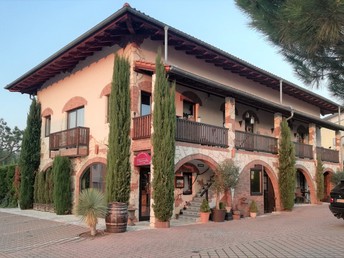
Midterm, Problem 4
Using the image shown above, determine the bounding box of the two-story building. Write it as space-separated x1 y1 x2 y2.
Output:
6 4 344 223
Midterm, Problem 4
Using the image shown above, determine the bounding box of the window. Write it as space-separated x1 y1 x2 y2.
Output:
80 163 106 192
183 100 194 119
183 172 192 195
250 169 262 195
44 116 51 137
141 92 151 116
68 107 84 129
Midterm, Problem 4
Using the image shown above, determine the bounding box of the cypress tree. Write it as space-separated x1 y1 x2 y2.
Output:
278 118 296 211
53 156 72 214
19 98 41 209
316 157 324 202
152 52 176 222
105 54 131 204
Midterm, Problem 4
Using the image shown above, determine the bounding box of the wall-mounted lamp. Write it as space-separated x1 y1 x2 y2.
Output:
250 117 255 124
271 128 274 134
245 112 250 119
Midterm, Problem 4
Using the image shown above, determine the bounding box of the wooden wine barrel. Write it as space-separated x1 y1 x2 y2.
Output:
105 202 128 233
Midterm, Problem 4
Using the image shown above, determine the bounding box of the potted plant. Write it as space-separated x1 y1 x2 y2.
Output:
105 55 132 233
249 200 258 218
199 199 211 223
75 189 107 236
211 159 240 222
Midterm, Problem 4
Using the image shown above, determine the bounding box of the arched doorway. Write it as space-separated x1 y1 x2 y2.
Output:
80 163 106 192
236 160 279 216
323 171 333 202
174 154 218 214
295 169 311 203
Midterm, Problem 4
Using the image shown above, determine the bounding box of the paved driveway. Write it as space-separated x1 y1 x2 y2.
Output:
1 204 343 257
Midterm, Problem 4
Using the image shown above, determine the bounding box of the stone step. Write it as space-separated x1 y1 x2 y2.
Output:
178 214 199 222
192 196 205 203
182 209 200 217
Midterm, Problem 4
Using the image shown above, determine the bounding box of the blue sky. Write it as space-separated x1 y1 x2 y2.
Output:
1 0 337 130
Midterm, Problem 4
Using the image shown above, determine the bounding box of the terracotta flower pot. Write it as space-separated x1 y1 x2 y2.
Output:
155 220 170 228
200 212 210 223
250 212 257 218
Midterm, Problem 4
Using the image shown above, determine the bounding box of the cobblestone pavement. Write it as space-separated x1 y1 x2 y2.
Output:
1 204 344 257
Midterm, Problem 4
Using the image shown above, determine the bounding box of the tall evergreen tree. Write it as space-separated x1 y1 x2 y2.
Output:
19 98 41 209
105 54 131 204
316 157 324 201
235 0 344 100
152 52 176 222
278 118 296 210
53 156 72 214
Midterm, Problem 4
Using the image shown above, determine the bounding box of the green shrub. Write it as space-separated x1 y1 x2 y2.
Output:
200 199 211 213
45 168 54 204
105 54 131 204
53 156 72 215
249 200 258 213
152 52 176 222
316 157 324 201
37 172 45 204
33 171 39 203
278 118 296 211
74 188 107 236
331 171 344 185
19 98 41 209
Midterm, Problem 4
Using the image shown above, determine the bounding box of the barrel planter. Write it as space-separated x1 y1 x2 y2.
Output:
105 202 128 233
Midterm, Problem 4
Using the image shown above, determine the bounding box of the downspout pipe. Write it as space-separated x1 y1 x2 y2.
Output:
280 80 283 104
164 26 169 63
286 106 294 121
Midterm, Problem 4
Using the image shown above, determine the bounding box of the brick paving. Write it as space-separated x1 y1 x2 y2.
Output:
1 204 344 257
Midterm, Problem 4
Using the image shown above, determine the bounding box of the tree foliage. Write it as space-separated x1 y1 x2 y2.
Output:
235 0 344 100
211 159 240 210
152 52 176 222
278 118 296 210
0 118 22 164
53 156 72 215
19 98 41 209
316 157 324 201
0 165 17 207
105 54 131 204
331 171 344 185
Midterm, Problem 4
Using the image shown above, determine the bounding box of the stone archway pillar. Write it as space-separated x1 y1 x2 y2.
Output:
224 97 235 158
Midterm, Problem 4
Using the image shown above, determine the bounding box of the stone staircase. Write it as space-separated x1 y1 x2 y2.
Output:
177 176 214 223
178 195 205 223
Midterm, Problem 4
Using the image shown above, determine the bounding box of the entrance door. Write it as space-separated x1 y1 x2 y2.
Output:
264 171 275 213
139 168 150 221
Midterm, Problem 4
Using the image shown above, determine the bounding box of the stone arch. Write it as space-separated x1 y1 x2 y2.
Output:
41 162 53 172
295 164 316 204
62 96 87 112
323 167 335 202
75 157 107 202
181 91 202 106
100 83 111 97
240 159 280 212
175 153 219 172
41 107 53 117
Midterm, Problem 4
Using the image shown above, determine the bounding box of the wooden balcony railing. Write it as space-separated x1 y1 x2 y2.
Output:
133 114 151 140
176 119 228 148
49 127 90 157
316 147 339 163
294 142 313 159
235 131 278 154
132 115 228 148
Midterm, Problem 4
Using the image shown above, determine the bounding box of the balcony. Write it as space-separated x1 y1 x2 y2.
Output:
132 115 228 148
176 119 228 148
294 142 313 159
316 147 339 163
235 131 278 154
49 127 90 158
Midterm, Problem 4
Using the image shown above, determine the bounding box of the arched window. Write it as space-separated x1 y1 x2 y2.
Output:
80 163 106 192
